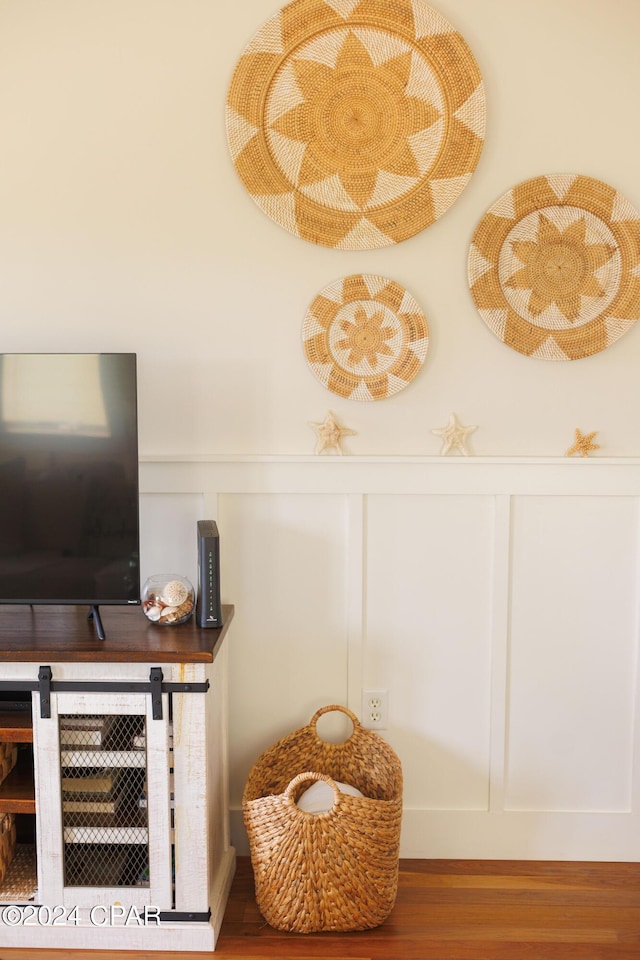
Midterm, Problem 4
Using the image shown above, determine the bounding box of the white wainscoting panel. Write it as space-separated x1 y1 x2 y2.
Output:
506 495 640 814
139 456 640 861
218 493 351 805
365 495 494 812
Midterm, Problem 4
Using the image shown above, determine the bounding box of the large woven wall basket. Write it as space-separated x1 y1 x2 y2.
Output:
242 704 403 933
226 0 485 249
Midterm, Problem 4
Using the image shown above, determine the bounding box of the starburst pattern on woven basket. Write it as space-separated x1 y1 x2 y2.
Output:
468 174 640 360
226 0 485 249
303 273 429 399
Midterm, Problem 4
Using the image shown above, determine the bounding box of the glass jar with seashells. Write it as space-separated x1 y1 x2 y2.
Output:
142 575 195 626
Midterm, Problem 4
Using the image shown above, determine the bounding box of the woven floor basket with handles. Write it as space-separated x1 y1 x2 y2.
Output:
243 704 403 933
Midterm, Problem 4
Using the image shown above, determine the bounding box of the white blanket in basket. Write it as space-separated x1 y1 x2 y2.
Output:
296 779 364 814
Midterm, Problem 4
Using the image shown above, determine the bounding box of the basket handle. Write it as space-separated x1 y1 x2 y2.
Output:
309 704 360 741
284 771 342 811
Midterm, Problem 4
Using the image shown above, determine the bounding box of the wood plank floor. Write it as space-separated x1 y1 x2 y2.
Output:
1 857 639 959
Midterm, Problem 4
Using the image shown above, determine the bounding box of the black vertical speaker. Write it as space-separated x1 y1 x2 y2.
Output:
196 520 222 628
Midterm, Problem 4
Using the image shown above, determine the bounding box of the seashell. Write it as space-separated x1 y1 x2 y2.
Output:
174 597 194 618
145 605 162 622
163 580 190 607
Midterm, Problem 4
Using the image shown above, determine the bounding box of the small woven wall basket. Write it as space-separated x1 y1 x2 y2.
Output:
0 814 16 886
242 704 403 934
302 274 430 401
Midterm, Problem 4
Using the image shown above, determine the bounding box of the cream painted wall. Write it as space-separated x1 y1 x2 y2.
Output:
0 0 639 457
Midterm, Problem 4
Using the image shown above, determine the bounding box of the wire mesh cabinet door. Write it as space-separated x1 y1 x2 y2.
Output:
33 689 172 911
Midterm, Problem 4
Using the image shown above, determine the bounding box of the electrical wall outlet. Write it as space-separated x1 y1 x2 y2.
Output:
362 689 388 730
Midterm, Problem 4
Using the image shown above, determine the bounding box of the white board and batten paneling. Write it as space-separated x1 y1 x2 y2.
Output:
139 455 640 862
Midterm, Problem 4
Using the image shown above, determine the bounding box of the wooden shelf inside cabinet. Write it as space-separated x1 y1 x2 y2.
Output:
0 712 33 743
0 751 35 814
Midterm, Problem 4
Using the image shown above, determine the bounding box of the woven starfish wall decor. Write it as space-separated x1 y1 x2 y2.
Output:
566 428 600 457
309 411 356 455
432 413 476 456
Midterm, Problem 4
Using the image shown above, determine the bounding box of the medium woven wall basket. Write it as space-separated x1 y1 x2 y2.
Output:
468 173 640 360
242 704 403 933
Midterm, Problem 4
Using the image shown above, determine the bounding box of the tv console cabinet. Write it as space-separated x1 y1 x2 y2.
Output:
0 603 235 952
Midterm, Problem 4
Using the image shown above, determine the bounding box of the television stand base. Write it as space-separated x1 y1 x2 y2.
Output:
88 604 106 640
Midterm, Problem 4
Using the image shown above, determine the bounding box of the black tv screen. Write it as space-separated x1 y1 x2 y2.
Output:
0 353 140 606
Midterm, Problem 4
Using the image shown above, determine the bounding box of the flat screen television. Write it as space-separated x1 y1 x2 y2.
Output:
0 353 140 638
